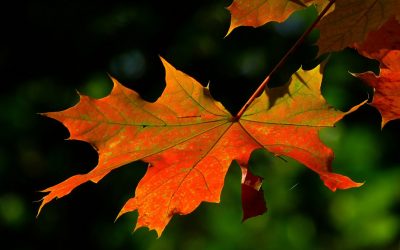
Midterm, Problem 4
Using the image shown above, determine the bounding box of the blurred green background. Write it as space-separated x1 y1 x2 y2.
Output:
1 1 399 249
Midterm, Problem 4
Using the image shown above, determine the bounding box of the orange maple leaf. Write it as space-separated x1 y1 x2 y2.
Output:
39 57 363 236
353 17 400 127
226 0 330 35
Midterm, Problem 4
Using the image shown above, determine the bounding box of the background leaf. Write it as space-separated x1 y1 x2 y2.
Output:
317 0 400 55
353 17 400 127
226 0 329 35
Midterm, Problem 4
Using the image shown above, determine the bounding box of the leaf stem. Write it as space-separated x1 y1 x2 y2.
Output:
234 0 336 120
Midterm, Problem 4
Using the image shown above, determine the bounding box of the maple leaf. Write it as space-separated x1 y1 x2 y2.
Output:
355 52 400 127
317 0 400 55
39 57 363 236
226 0 330 36
353 17 400 127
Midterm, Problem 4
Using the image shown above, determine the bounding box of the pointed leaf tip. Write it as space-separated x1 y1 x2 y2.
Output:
320 172 364 191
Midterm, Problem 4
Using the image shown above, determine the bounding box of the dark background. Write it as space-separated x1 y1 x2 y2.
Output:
1 1 399 249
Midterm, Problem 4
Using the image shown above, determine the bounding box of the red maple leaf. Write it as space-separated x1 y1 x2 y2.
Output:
354 17 400 127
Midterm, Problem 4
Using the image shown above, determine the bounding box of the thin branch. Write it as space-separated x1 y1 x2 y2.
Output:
234 0 336 120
